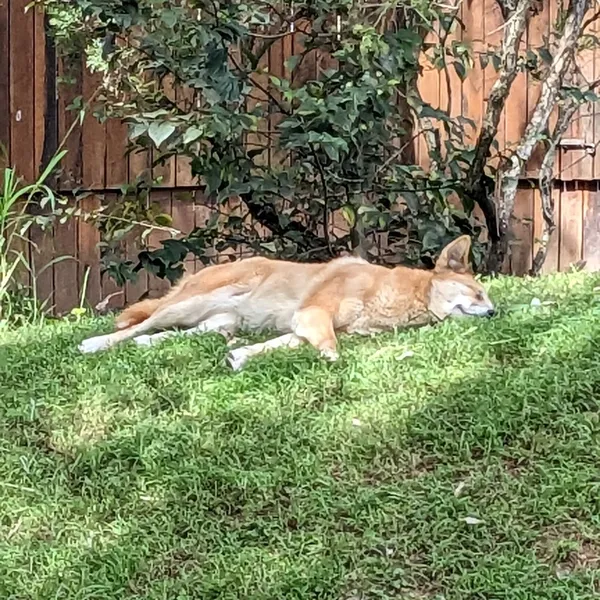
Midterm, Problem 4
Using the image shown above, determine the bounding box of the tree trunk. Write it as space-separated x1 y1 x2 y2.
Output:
488 0 591 273
465 0 533 242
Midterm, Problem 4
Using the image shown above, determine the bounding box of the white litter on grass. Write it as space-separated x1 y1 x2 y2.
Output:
530 297 542 307
454 481 467 497
396 350 414 361
462 516 484 525
351 418 362 427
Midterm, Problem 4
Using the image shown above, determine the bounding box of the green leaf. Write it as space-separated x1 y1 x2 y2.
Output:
182 127 203 145
538 47 553 65
403 191 420 212
420 105 450 121
154 213 173 227
130 123 148 140
322 143 340 162
341 204 356 228
148 122 176 148
453 61 467 81
285 54 302 72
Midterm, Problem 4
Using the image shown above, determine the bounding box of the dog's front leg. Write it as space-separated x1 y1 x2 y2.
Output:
227 333 303 371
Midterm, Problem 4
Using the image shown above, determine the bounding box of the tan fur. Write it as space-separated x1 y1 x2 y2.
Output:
78 236 495 366
116 298 163 329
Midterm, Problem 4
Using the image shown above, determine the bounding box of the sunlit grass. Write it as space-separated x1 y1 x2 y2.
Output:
1 272 600 599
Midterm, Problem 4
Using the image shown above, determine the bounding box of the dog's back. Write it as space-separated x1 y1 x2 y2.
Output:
117 256 373 333
79 236 494 363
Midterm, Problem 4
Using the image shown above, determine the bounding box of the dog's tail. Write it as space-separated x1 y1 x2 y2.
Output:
115 298 164 330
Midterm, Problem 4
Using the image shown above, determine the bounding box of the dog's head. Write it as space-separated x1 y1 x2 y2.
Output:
428 235 495 320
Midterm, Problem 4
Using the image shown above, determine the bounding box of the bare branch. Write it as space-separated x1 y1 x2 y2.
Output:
465 0 533 242
491 0 592 272
530 99 579 275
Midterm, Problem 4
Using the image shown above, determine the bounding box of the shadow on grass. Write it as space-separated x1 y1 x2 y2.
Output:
1 278 600 598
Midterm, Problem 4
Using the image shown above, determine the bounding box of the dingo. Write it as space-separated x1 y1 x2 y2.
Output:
79 235 494 369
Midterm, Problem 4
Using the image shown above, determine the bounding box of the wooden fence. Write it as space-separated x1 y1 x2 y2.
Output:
1 0 600 314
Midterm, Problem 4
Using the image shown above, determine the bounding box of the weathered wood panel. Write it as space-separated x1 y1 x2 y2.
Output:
2 1 600 313
0 0 10 162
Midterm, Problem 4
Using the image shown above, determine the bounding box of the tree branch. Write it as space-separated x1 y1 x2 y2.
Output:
489 0 591 272
530 99 579 275
465 0 533 243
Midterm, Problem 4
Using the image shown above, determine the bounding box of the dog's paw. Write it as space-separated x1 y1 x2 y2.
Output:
132 331 171 347
78 334 113 354
227 347 251 371
132 334 153 347
320 348 339 362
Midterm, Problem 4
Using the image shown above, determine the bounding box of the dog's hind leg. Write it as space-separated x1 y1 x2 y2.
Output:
133 313 238 347
79 294 222 353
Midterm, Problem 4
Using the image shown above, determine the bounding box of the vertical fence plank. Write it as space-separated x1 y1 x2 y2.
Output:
172 190 196 274
33 7 47 176
53 206 79 314
504 2 528 150
439 4 462 119
483 0 504 165
559 184 583 270
510 187 534 275
175 86 196 187
268 29 288 169
9 0 34 181
416 32 439 170
122 188 149 306
124 234 148 306
561 10 595 181
128 143 151 185
193 191 215 269
533 186 560 274
153 74 177 187
58 54 83 189
105 118 128 189
525 2 550 176
147 190 173 296
583 184 600 271
77 194 102 308
594 12 600 179
462 0 484 145
29 225 55 313
99 192 125 311
9 0 34 288
81 70 106 189
0 0 9 164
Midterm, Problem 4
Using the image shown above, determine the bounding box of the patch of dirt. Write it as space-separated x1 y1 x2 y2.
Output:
536 524 600 578
129 549 201 593
502 455 530 477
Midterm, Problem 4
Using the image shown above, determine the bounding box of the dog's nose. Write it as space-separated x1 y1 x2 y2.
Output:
486 308 496 317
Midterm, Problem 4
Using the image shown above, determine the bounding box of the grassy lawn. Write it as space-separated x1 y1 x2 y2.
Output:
2 272 600 599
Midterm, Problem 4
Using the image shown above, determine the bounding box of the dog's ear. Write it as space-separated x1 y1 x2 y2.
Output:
435 235 472 273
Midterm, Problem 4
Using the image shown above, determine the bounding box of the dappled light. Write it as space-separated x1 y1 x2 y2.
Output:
1 273 600 597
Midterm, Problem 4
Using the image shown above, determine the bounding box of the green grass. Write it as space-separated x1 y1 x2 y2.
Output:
2 272 600 599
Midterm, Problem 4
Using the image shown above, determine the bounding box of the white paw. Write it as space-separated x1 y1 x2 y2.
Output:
78 334 113 354
227 347 251 371
132 331 171 347
320 348 339 362
132 334 154 347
